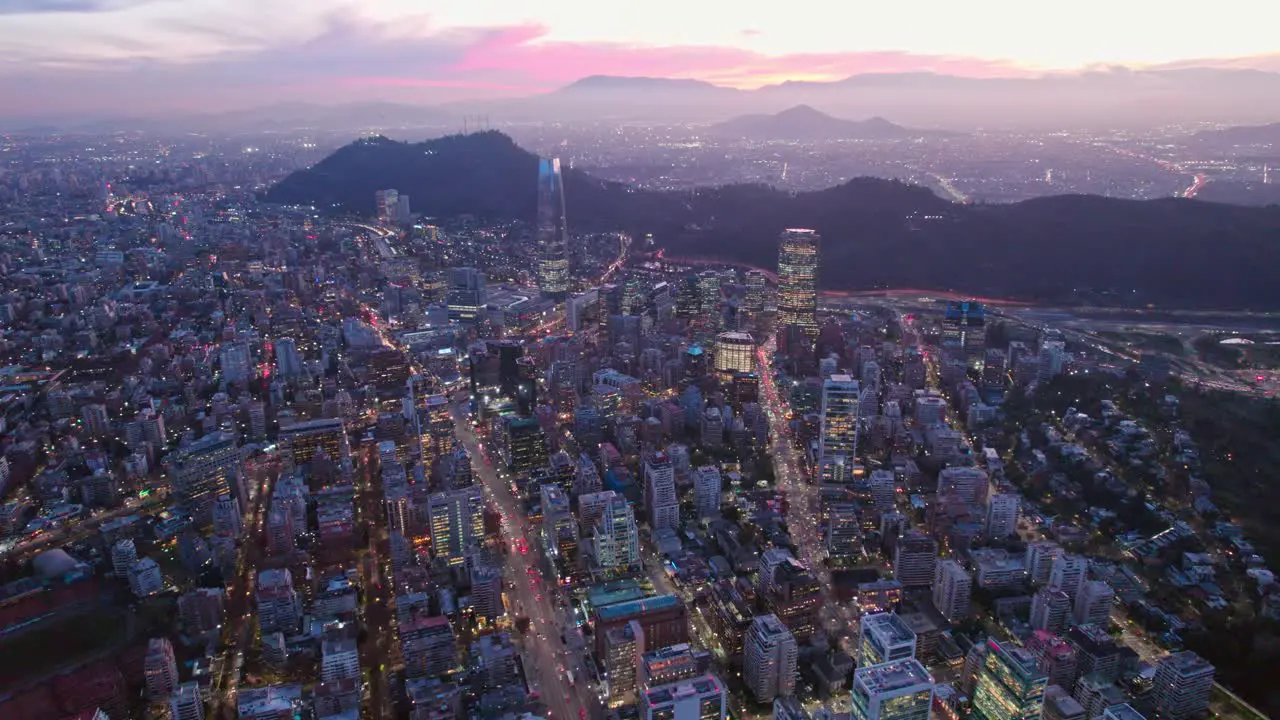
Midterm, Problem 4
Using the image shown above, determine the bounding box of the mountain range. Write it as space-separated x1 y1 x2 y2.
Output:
13 68 1280 133
707 105 955 141
264 132 1280 310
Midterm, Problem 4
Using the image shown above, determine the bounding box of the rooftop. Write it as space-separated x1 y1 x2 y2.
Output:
854 658 934 694
862 612 917 646
642 674 723 706
596 594 682 621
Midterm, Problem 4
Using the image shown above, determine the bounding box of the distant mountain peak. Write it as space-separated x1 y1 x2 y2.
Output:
709 106 931 140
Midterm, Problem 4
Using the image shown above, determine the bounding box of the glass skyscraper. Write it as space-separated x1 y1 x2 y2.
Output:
536 157 570 299
971 639 1048 720
776 228 819 334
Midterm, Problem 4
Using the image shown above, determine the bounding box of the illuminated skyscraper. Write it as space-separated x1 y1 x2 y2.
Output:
971 639 1048 720
537 157 570 299
818 374 860 482
776 229 819 335
427 486 485 565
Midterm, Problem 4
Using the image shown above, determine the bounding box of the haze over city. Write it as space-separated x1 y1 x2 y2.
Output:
4 0 1280 120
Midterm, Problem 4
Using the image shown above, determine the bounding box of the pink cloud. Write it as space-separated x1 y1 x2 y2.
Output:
448 24 1027 88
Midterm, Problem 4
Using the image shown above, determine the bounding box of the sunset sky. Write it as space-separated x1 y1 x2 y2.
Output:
2 0 1278 117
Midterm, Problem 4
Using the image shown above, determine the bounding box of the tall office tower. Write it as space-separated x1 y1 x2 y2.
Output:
971 640 1048 720
827 499 861 559
1049 553 1088 598
274 337 304 379
932 559 973 622
447 266 488 322
858 613 918 668
212 492 243 538
256 568 302 634
170 681 205 720
936 465 988 501
603 621 641 706
644 452 679 531
401 614 457 678
983 348 1009 391
375 188 399 222
818 374 861 482
850 658 935 720
744 614 798 703
220 341 252 386
167 430 244 525
1030 587 1073 634
1025 541 1064 587
697 270 722 317
504 416 549 474
321 636 361 682
639 674 727 720
111 538 138 578
144 637 179 700
82 403 110 437
279 418 352 477
413 391 453 473
776 228 820 335
1025 631 1080 693
1073 581 1115 627
470 559 504 620
713 332 755 375
1152 652 1214 720
693 465 722 518
593 493 641 573
744 270 767 314
536 157 570 299
427 486 484 565
440 446 473 491
893 530 938 588
986 493 1020 539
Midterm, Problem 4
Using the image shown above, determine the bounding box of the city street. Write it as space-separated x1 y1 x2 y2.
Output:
451 397 598 720
756 338 854 636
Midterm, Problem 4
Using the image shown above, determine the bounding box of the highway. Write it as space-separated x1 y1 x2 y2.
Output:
451 396 597 720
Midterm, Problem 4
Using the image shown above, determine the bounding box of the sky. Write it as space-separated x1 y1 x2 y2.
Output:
2 0 1279 118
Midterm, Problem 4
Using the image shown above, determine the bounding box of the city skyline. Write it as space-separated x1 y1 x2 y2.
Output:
2 0 1279 117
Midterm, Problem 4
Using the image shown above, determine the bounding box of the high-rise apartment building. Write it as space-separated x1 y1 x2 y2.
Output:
1025 631 1080 693
536 158 570 299
932 559 973 622
256 568 301 634
850 658 935 720
971 639 1048 720
893 531 937 589
744 614 798 703
427 486 484 565
1025 541 1064 587
1152 652 1214 720
170 682 205 720
144 637 179 700
776 229 819 335
1073 581 1115 627
274 337 304 379
593 492 640 574
644 452 679 531
1049 553 1088 599
858 612 917 668
220 342 252 386
401 614 457 679
818 374 860 482
693 465 722 518
986 493 1020 539
1030 587 1073 634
